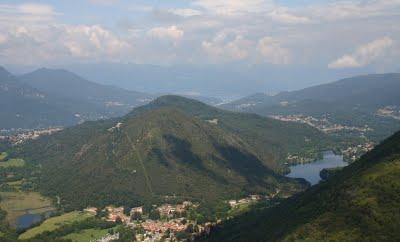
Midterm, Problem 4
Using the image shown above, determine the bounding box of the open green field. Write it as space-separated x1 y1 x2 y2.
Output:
0 158 25 168
0 152 7 161
63 226 118 242
227 203 251 218
0 191 54 226
18 211 94 240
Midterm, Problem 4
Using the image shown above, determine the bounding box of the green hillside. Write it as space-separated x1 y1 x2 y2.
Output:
129 95 332 171
199 130 400 242
18 96 330 210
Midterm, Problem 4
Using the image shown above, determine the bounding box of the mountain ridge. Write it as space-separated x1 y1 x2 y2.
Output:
18 95 330 209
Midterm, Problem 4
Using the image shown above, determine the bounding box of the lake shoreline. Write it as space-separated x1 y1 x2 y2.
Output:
285 151 348 185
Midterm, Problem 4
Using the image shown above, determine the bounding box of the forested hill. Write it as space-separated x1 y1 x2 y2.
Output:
128 95 332 171
199 130 400 242
19 96 330 210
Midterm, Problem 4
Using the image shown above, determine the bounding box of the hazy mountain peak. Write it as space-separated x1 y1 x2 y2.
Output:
0 66 13 79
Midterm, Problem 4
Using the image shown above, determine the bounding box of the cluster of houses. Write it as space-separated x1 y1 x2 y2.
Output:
83 195 274 242
0 127 62 144
376 106 400 120
84 201 203 241
270 114 373 134
342 142 375 162
91 233 120 242
157 201 195 218
228 194 263 208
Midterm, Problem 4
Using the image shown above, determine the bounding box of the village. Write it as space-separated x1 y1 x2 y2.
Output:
341 142 375 162
376 106 400 120
83 194 271 242
269 114 373 134
0 127 63 144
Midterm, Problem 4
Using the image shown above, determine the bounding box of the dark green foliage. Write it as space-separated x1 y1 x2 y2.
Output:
114 226 135 242
199 130 400 242
131 212 142 221
319 167 343 180
149 210 160 220
19 95 329 210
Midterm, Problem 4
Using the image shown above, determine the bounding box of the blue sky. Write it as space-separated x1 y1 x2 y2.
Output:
0 0 399 90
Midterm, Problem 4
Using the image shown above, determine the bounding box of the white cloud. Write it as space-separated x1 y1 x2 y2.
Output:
168 8 202 17
269 8 310 24
147 26 184 40
193 0 268 16
0 3 57 23
63 25 131 58
309 0 400 21
0 34 7 44
257 37 291 64
89 0 119 5
329 37 394 68
202 32 251 61
17 3 55 15
0 24 132 64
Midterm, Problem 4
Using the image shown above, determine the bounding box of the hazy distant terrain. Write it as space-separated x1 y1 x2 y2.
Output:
0 66 153 129
223 74 400 142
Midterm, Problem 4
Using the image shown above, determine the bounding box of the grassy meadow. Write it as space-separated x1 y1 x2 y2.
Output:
62 226 119 242
18 211 94 240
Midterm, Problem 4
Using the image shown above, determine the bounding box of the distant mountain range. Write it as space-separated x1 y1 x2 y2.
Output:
20 68 152 112
0 66 79 129
0 66 153 129
222 73 400 141
0 66 233 129
20 96 331 210
200 129 400 242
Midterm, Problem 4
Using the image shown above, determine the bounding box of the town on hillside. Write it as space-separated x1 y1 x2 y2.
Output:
82 193 277 242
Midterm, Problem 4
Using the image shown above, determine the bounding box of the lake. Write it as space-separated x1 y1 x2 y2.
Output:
286 151 348 185
16 213 42 230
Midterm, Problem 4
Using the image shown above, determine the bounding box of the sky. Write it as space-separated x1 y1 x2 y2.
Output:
0 0 399 97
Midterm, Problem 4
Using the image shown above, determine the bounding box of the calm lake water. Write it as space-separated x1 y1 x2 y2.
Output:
16 213 42 230
286 151 348 185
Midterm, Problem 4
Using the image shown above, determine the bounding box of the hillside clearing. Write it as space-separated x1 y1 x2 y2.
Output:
18 211 94 240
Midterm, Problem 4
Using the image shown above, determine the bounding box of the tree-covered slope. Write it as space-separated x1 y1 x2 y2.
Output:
19 96 330 210
21 96 325 208
200 130 400 242
129 95 332 171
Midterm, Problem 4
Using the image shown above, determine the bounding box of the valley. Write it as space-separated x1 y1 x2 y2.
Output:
1 1 399 240
0 71 399 242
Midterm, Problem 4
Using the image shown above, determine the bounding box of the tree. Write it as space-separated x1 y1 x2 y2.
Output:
131 212 142 221
185 224 194 233
149 209 160 220
115 217 122 224
123 207 131 216
115 226 135 242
